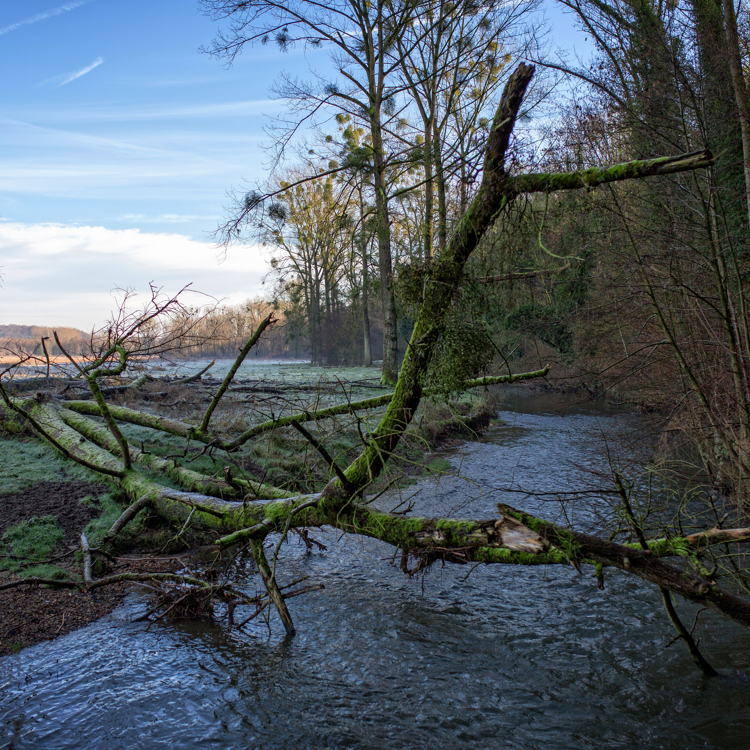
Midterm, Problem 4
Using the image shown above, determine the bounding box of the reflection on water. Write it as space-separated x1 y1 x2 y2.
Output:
2 389 749 749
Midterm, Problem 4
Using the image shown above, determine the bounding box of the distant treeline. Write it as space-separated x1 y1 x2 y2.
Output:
0 325 91 356
160 298 306 360
163 297 383 365
1 298 380 365
0 301 305 361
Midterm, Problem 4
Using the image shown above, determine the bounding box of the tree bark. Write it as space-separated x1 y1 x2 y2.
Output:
720 0 750 226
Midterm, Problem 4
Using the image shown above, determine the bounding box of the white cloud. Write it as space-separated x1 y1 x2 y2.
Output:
0 0 95 37
42 57 104 87
111 213 217 224
0 222 271 329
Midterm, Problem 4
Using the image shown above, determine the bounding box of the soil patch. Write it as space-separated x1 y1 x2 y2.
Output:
1 584 128 655
0 555 181 657
0 480 181 657
0 480 109 541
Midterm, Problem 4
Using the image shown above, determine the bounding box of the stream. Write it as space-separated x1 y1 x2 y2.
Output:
2 389 750 749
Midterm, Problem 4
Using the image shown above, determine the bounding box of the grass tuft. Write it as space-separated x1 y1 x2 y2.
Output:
423 457 451 475
83 493 124 547
21 564 76 580
1 516 64 569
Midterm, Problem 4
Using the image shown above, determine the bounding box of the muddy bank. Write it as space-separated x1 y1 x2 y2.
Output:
0 481 113 655
0 368 501 656
0 480 184 657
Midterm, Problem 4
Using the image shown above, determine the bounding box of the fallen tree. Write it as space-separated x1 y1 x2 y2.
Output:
1 64 744 675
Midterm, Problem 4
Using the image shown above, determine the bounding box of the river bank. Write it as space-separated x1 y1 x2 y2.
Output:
3 389 749 749
0 364 501 655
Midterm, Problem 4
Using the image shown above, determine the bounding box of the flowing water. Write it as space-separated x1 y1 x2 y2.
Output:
2 390 750 749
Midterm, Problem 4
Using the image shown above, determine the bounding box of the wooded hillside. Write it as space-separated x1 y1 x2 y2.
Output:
0 325 90 357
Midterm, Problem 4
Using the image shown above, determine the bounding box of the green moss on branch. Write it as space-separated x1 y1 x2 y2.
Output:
511 150 714 195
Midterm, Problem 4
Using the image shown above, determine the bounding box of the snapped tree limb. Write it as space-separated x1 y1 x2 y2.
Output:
0 65 738 657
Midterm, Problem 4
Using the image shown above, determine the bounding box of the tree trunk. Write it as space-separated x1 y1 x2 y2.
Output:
371 118 398 384
692 0 746 228
423 121 434 264
434 121 448 255
720 0 750 227
360 188 373 367
362 260 373 367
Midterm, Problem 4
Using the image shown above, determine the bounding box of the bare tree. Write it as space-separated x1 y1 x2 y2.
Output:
263 169 357 364
201 0 426 383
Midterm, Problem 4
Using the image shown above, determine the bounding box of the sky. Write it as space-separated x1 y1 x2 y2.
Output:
0 0 590 330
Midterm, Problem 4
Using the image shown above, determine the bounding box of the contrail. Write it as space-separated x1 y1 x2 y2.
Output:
57 57 104 86
0 0 95 37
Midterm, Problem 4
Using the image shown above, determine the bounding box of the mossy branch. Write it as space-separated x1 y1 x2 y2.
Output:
64 367 550 454
641 528 750 555
59 407 289 500
197 313 274 436
85 376 132 470
225 391 394 449
510 150 714 195
175 359 215 384
290 420 354 491
250 539 296 636
0 388 125 478
458 366 550 389
498 503 750 629
65 400 197 441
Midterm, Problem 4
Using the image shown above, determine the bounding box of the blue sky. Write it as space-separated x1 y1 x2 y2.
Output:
0 0 589 329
